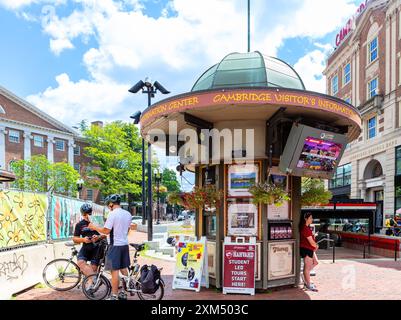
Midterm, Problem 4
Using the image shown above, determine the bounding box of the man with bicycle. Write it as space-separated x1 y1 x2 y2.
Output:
88 194 132 300
73 203 106 277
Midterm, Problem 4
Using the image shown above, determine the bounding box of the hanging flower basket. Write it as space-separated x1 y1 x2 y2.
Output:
249 182 291 207
167 186 223 210
301 178 332 206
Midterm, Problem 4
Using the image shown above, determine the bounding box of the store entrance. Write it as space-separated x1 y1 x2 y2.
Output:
374 190 384 233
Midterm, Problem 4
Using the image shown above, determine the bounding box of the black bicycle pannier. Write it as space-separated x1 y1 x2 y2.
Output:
140 264 160 294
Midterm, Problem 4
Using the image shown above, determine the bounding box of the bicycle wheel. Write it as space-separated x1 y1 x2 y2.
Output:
82 274 111 300
42 259 82 291
137 280 165 300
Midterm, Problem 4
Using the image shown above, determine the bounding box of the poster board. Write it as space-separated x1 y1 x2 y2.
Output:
223 237 256 296
172 237 208 292
207 241 217 279
267 240 296 281
227 163 259 197
227 203 258 237
267 167 290 220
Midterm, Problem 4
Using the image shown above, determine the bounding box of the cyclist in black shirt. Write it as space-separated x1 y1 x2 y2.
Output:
73 203 105 277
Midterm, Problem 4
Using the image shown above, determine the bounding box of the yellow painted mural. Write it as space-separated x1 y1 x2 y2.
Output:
0 190 48 249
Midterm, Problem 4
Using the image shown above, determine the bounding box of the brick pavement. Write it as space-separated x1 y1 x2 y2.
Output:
14 231 401 300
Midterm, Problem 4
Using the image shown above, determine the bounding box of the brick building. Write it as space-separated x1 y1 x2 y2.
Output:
323 0 401 232
0 85 100 203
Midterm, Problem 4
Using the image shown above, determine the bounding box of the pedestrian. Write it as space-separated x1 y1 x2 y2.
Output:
299 212 319 292
89 194 132 300
73 203 106 277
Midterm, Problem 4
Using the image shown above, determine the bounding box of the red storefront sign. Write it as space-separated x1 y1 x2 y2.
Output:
223 243 256 295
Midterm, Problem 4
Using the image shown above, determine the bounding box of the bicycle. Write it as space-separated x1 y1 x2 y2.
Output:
42 242 82 291
81 242 165 300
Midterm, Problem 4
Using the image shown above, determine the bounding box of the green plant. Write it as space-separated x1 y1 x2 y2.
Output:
396 186 401 197
301 178 332 206
249 182 290 206
166 186 223 210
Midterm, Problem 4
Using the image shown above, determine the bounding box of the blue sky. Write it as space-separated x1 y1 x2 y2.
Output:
0 0 363 189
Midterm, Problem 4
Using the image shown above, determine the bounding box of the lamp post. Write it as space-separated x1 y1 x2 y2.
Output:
76 178 84 199
129 78 170 241
154 170 162 225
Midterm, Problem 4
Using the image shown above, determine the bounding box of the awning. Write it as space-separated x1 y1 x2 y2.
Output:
0 170 16 182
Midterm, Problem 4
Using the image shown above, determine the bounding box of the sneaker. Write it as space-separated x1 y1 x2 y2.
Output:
310 270 316 276
118 292 128 300
304 283 318 292
106 294 119 300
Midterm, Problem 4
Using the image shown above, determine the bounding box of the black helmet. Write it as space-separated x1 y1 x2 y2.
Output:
80 203 93 215
105 194 121 206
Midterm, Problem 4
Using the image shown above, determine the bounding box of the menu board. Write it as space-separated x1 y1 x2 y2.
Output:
223 242 256 295
267 241 295 280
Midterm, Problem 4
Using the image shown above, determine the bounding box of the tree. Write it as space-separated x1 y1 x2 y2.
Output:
160 168 181 201
82 121 143 198
301 178 332 206
10 155 80 196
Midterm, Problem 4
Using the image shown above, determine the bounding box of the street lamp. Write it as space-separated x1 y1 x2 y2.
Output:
76 178 84 199
129 78 170 241
154 170 162 225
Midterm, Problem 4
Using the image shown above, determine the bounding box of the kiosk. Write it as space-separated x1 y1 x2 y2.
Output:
139 51 362 290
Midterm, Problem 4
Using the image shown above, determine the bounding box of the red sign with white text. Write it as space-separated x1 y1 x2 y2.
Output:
223 244 256 295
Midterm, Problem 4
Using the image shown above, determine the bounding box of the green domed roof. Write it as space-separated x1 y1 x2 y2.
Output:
191 51 305 92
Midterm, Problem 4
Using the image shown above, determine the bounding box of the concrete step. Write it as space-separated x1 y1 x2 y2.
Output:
144 241 160 250
158 246 175 257
145 250 176 262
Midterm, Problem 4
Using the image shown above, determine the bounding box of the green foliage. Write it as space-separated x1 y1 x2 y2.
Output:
167 186 223 210
301 178 332 206
82 121 143 196
249 182 291 207
10 155 80 196
396 186 401 197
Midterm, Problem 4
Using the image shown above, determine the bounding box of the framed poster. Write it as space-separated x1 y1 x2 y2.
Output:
227 203 258 237
267 167 290 220
228 163 259 197
267 241 295 281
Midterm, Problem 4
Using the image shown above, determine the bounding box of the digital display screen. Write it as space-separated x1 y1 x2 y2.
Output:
296 137 343 172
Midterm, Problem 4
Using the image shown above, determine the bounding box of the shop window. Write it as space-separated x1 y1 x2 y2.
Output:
55 139 65 151
368 116 377 139
332 75 338 95
8 130 20 143
368 78 378 99
344 63 351 85
33 135 44 148
369 37 378 63
396 175 401 214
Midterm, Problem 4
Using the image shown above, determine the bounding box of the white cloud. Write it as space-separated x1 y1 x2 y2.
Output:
0 0 65 10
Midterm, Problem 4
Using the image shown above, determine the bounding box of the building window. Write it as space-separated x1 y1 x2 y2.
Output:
8 130 20 143
368 78 378 99
55 139 65 151
396 147 401 214
85 189 93 201
74 145 80 156
344 63 351 85
329 164 351 189
369 37 378 63
74 163 80 172
368 116 377 139
332 75 338 95
33 135 44 148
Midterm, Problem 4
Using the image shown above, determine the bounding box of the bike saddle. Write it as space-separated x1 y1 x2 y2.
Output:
65 242 76 247
130 243 145 251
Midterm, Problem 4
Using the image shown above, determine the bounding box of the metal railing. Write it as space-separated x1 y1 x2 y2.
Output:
317 236 336 263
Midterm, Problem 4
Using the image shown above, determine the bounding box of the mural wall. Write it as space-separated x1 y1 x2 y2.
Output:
0 190 48 249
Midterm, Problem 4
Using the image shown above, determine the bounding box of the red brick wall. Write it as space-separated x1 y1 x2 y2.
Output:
0 94 60 131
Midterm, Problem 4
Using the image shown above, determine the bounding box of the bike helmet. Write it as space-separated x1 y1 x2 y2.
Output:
105 194 121 205
80 203 93 215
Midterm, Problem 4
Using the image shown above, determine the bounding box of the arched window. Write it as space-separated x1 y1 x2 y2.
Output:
372 162 383 178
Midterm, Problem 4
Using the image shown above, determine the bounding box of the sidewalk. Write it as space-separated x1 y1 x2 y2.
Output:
14 231 401 300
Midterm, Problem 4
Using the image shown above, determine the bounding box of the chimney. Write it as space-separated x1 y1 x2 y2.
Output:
91 121 104 128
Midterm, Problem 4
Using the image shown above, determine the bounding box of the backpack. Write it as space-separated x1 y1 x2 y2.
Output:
140 264 160 294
